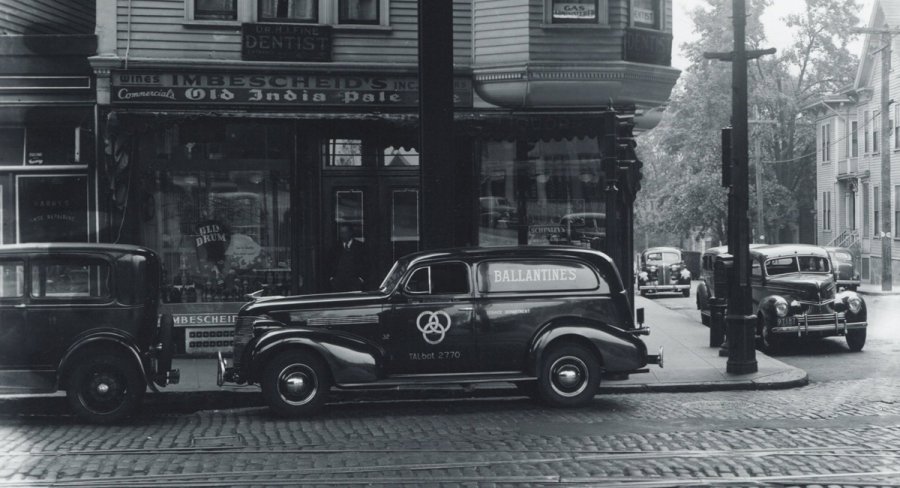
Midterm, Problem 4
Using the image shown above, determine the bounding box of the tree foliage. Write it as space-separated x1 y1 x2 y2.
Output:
635 0 860 247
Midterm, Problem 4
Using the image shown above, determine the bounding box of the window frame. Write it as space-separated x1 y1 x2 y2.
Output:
337 0 382 26
851 120 859 157
0 259 25 299
546 0 608 26
257 0 319 23
188 0 240 23
630 0 664 31
403 261 472 297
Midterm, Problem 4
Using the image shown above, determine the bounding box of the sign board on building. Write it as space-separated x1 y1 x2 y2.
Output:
241 23 332 62
111 71 474 108
623 28 672 66
551 0 597 21
185 327 234 354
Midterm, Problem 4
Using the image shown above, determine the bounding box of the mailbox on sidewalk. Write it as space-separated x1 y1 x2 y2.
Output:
710 253 732 348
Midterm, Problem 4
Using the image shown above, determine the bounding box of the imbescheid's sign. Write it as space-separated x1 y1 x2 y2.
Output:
111 71 474 108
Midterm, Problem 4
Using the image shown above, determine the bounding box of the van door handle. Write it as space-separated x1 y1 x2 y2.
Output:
459 307 473 311
14 303 26 308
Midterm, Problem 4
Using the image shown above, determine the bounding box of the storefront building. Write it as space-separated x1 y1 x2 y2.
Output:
89 0 679 355
0 1 97 246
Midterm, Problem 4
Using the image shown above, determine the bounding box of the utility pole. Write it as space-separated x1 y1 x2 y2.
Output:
704 0 774 374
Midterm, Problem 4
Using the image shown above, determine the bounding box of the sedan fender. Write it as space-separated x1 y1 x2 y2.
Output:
58 331 147 390
247 328 385 386
528 318 648 375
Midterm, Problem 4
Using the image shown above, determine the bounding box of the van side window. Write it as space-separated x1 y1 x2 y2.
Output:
477 260 606 293
406 263 470 295
31 258 110 299
0 261 25 298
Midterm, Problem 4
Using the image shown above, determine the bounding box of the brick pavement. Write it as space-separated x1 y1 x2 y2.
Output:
2 378 900 486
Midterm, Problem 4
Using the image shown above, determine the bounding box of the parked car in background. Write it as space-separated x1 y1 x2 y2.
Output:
0 243 179 423
636 247 691 297
695 244 765 326
547 212 606 247
479 196 518 228
750 244 867 352
219 246 662 417
822 246 860 291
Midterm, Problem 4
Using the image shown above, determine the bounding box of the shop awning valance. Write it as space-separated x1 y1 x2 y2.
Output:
109 107 628 142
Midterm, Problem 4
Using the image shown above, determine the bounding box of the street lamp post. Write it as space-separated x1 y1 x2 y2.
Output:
704 0 774 374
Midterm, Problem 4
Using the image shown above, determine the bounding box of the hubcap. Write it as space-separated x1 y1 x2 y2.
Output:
549 356 589 398
278 365 317 406
80 369 126 414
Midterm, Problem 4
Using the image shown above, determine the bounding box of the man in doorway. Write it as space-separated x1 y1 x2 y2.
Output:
330 223 369 292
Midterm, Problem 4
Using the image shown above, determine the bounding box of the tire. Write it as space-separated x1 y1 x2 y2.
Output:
66 353 145 424
640 290 647 298
846 328 866 352
261 350 331 417
536 343 600 408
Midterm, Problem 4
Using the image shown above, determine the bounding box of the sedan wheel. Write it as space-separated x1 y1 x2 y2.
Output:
262 351 330 417
537 344 600 407
66 353 144 424
846 328 866 352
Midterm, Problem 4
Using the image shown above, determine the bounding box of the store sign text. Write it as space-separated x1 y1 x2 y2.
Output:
111 71 474 108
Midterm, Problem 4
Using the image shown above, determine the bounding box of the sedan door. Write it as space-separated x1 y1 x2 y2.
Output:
383 261 477 375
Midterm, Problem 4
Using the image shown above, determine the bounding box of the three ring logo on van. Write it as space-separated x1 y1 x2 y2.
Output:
416 311 452 345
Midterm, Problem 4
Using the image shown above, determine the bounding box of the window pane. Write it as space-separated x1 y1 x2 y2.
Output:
325 139 363 167
0 129 24 165
335 190 364 240
0 262 24 298
32 260 110 298
633 0 660 29
26 127 76 166
391 189 419 261
195 0 237 20
339 0 379 24
552 0 598 23
430 263 469 295
383 146 419 166
259 0 317 22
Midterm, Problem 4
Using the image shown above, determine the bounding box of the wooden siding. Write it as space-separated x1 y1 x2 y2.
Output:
114 0 471 66
0 0 95 35
473 0 673 66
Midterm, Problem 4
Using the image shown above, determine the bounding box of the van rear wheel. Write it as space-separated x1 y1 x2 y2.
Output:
536 344 600 407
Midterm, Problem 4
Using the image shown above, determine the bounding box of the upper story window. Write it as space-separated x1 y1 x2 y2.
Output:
194 0 237 20
632 0 662 30
821 123 831 162
851 120 858 157
339 0 379 25
259 0 317 23
550 0 601 24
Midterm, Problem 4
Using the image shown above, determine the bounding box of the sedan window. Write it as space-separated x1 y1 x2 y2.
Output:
0 260 25 298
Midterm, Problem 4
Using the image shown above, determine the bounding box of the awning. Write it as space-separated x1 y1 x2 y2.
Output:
109 107 626 142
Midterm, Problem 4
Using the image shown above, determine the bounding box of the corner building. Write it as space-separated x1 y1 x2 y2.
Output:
89 0 679 355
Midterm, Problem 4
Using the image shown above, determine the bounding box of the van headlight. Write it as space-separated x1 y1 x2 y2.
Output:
680 268 691 280
847 294 863 314
773 297 789 317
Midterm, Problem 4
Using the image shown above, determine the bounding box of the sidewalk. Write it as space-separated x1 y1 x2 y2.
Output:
856 282 900 296
161 296 807 404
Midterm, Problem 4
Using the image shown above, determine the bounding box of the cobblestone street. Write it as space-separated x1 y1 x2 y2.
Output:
3 378 900 486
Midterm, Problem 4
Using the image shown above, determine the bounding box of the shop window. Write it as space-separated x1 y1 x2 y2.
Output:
193 0 237 20
147 122 290 161
549 0 603 24
259 0 317 23
335 190 364 239
324 139 364 167
0 128 24 165
339 0 379 24
632 0 662 30
26 127 79 166
478 137 606 250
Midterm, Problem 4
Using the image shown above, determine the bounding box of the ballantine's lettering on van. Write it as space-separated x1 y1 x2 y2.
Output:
493 268 577 283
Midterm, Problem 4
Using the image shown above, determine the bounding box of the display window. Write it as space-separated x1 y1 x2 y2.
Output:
479 137 606 249
137 121 293 304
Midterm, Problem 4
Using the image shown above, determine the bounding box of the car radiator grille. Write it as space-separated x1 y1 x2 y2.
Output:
232 317 256 368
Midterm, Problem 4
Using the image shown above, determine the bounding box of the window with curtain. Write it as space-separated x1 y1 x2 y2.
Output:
259 0 317 22
194 0 237 20
339 0 379 24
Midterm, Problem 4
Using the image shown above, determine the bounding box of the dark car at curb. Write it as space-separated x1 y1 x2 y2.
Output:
822 246 861 291
636 247 691 297
0 243 179 423
218 246 662 417
751 244 867 352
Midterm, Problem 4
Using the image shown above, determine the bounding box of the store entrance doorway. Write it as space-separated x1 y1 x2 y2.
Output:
322 175 420 292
